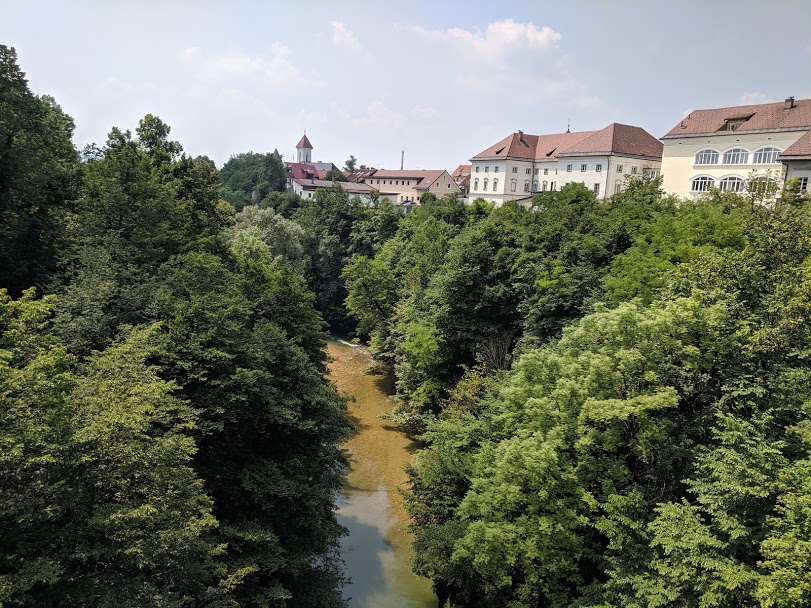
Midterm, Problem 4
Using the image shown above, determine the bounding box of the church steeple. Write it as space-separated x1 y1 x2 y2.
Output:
295 132 313 163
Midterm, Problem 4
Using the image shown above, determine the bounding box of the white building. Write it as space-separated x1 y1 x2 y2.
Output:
660 97 811 198
290 177 377 203
468 123 663 205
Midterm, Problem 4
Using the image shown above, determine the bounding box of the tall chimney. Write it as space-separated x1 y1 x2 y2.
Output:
784 96 796 110
401 150 404 170
518 130 524 142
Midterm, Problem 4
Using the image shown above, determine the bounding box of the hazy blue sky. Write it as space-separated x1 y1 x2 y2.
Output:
3 1 810 170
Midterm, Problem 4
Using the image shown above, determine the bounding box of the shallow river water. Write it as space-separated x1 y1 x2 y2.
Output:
327 341 438 608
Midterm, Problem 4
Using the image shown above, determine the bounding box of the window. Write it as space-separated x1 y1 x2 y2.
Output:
631 166 638 174
581 164 587 172
748 176 777 196
512 167 518 173
485 166 489 173
542 181 548 191
753 147 781 164
695 149 718 165
648 169 661 179
492 178 498 190
534 168 539 175
723 148 749 164
526 168 531 174
566 164 573 172
798 177 808 191
495 166 499 173
475 166 480 173
474 178 479 190
617 165 624 173
614 180 622 194
719 116 751 132
593 183 600 194
596 164 602 172
532 181 538 191
691 176 715 192
719 176 745 192
447 182 452 188
544 168 549 175
524 181 530 192
396 180 399 185
551 181 556 190
483 178 488 191
510 179 517 192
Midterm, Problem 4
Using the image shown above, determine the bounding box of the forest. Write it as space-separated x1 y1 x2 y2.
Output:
3 42 811 608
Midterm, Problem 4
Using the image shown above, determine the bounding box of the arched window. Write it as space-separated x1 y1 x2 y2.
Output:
753 146 781 164
483 178 488 191
748 176 778 196
492 178 498 191
532 181 538 191
523 181 530 192
542 181 548 191
718 176 745 192
723 148 749 164
691 176 715 192
474 178 479 190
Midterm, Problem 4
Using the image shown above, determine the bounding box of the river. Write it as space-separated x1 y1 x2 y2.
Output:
327 340 438 608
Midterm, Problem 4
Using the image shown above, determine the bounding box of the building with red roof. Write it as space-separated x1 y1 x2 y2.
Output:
661 97 811 197
469 123 662 205
360 169 460 206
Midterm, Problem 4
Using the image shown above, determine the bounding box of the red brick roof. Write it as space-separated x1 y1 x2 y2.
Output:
296 133 313 149
293 178 375 195
287 163 328 180
780 130 811 158
663 98 811 138
451 164 471 179
471 124 661 162
557 123 663 159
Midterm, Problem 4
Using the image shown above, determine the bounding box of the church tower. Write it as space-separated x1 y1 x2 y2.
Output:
295 132 313 163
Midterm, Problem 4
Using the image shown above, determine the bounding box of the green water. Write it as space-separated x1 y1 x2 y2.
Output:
327 341 437 608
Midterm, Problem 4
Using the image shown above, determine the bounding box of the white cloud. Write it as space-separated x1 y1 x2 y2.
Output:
183 44 323 89
331 21 361 52
411 105 439 120
410 19 561 59
740 91 771 105
298 109 328 124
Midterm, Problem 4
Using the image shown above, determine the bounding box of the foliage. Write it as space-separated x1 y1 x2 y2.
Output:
219 151 287 211
0 45 81 295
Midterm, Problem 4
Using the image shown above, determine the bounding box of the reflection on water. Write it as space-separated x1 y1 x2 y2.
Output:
327 341 437 608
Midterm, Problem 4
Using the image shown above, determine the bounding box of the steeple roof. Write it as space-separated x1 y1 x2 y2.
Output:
296 133 313 149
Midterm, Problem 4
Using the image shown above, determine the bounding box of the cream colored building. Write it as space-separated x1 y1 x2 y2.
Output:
661 97 811 198
469 123 663 206
361 169 460 205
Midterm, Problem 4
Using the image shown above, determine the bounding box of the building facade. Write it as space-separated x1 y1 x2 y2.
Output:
660 97 811 197
361 169 461 205
469 123 662 206
780 130 811 192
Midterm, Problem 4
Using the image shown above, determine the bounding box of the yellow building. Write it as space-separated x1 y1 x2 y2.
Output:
661 97 811 197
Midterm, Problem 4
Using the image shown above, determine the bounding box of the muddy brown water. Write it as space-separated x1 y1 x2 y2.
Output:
327 340 438 608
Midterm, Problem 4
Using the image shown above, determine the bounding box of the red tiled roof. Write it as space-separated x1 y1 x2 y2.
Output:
296 133 313 149
471 125 662 162
293 178 375 195
663 98 811 138
557 123 663 159
472 132 540 160
344 167 378 182
780 130 811 158
451 164 471 179
287 162 329 180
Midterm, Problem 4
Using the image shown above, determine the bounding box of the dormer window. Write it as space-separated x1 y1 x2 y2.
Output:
718 115 753 132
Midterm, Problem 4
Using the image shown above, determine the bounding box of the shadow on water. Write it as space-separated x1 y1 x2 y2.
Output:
327 340 437 608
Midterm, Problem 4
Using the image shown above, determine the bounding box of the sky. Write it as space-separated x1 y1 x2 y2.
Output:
3 0 811 171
